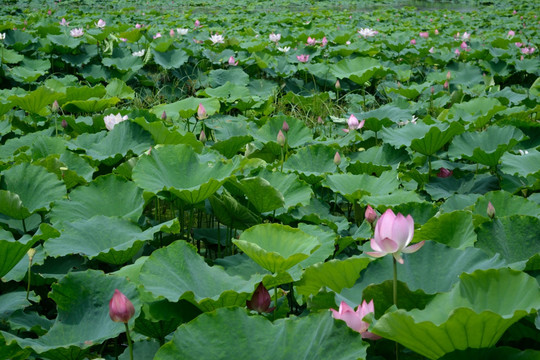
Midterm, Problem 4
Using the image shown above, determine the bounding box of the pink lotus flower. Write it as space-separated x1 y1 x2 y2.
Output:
70 28 84 37
95 19 106 29
429 47 435 53
343 114 365 132
460 41 468 50
330 300 380 340
419 32 429 39
197 103 207 119
521 47 535 54
228 56 238 66
507 30 515 38
454 48 461 56
269 33 281 42
169 29 175 37
321 36 328 47
59 18 69 26
437 167 453 178
246 283 275 313
194 19 201 28
296 54 310 63
410 39 416 45
135 23 142 29
109 289 135 323
307 37 317 45
434 29 439 35
515 42 523 48
153 32 162 39
366 209 424 264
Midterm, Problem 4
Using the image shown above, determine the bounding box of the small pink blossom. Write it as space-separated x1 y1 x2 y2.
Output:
434 29 439 35
169 29 175 37
153 32 162 39
454 48 461 55
135 23 142 29
429 47 434 53
343 114 365 133
330 300 380 340
419 32 429 39
515 42 523 48
410 39 416 45
460 41 468 50
194 19 201 28
296 54 310 63
307 37 317 45
321 36 328 47
59 18 69 26
197 103 207 119
437 168 453 178
228 56 238 66
507 30 515 38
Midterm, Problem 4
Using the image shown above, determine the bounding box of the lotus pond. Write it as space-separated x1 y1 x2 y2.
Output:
0 0 539 359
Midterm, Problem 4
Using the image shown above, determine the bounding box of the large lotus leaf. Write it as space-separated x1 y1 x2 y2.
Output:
361 104 410 132
202 82 251 103
233 223 320 273
284 198 349 233
132 145 237 204
131 117 203 151
209 191 261 230
340 242 507 305
83 121 153 163
362 190 423 207
0 190 31 220
44 216 178 265
440 347 540 360
102 53 143 72
1 270 140 357
208 68 250 87
1 163 66 215
47 34 81 49
212 135 253 158
8 87 59 116
9 58 50 83
150 97 220 121
282 144 338 179
62 85 107 103
252 116 313 148
448 126 524 167
473 191 540 218
371 268 540 359
448 97 505 127
296 256 372 297
0 334 31 360
63 96 121 114
258 169 313 209
0 129 53 161
410 122 465 156
296 223 337 268
348 144 409 175
501 150 540 177
138 240 264 311
414 211 476 249
105 79 135 100
152 48 189 69
154 307 368 360
330 57 390 84
0 229 39 278
446 62 484 88
50 174 144 225
322 171 400 202
476 215 540 268
425 173 499 200
235 177 284 213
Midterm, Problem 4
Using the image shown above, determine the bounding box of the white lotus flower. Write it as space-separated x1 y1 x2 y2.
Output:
461 32 471 41
358 28 378 37
177 28 189 35
95 19 106 28
210 33 224 44
269 33 281 42
104 113 128 131
132 49 145 57
70 28 84 37
0 33 5 40
277 46 290 53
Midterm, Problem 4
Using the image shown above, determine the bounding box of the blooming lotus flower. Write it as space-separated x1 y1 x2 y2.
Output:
296 54 310 63
228 56 238 66
277 46 290 53
321 36 328 46
410 39 416 45
365 205 377 224
307 37 317 45
246 283 275 313
95 19 106 28
59 18 69 26
330 300 380 340
521 47 535 54
507 30 515 38
460 41 468 50
194 19 201 28
197 103 207 119
366 209 424 264
104 113 128 130
429 47 435 53
177 28 188 35
132 49 145 57
461 32 471 41
454 48 461 56
419 32 429 39
343 114 364 132
515 42 523 48
109 289 135 323
358 28 378 37
437 167 453 178
210 33 224 44
70 28 84 37
269 33 281 42
153 32 162 39
135 23 142 29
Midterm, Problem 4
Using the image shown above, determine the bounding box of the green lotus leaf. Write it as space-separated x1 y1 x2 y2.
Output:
284 198 349 233
347 144 409 175
150 97 220 121
209 68 250 87
131 117 203 151
44 216 178 265
440 194 481 213
138 240 264 311
233 223 320 273
62 97 121 113
0 334 31 360
415 211 476 249
1 270 140 358
501 150 540 177
448 126 524 167
209 191 261 230
258 169 313 210
297 223 337 268
283 144 338 180
252 115 313 148
7 309 53 336
446 62 484 88
102 52 143 72
47 34 81 49
8 86 59 116
473 191 540 218
9 58 50 83
50 174 144 225
61 85 106 103
80 64 111 83
152 48 189 69
211 135 253 158
1 163 66 216
154 308 368 360
0 229 38 278
1 48 24 64
362 190 423 207
235 177 285 213
448 97 505 128
323 171 400 202
0 290 39 320
371 268 540 359
439 347 540 360
201 82 251 103
476 215 540 267
0 190 31 220
132 145 237 204
361 104 411 132
410 122 465 156
105 79 135 100
425 173 499 200
296 256 372 297
331 57 390 84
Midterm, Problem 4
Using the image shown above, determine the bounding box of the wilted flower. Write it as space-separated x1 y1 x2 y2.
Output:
228 56 238 66
177 28 189 35
246 283 275 313
70 28 84 37
132 49 145 57
330 300 380 340
95 19 106 28
277 130 286 147
365 205 377 224
197 103 207 120
277 46 290 53
437 167 453 178
104 113 128 130
210 33 225 44
296 54 310 63
366 209 424 264
487 202 496 219
334 151 341 166
59 18 69 26
109 289 135 323
358 28 378 37
269 33 281 42
419 31 429 39
307 36 317 45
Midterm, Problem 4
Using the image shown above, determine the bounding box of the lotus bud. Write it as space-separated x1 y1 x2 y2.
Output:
364 205 377 224
334 151 341 166
27 248 36 262
52 100 60 113
282 120 289 132
277 130 286 147
161 111 167 120
199 129 207 144
443 80 449 89
437 167 453 178
335 79 341 89
197 103 207 120
317 116 324 124
431 86 435 94
246 283 275 313
169 29 175 37
61 119 68 129
487 202 496 219
109 289 135 323
446 71 451 80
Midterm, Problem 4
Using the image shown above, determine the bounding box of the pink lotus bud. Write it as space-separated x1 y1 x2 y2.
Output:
437 167 453 178
487 202 496 219
282 121 289 132
460 41 468 50
321 36 328 47
446 71 451 80
419 32 429 39
246 282 275 313
161 111 167 120
169 29 175 37
61 119 67 128
52 100 60 113
330 300 380 340
277 130 286 147
443 80 449 89
435 29 439 35
365 205 377 224
335 79 341 89
199 130 207 144
410 38 416 45
197 103 207 119
109 289 135 323
228 56 238 66
47 10 51 15
317 116 324 124
334 152 341 166
507 30 515 38
194 19 201 28
135 23 141 29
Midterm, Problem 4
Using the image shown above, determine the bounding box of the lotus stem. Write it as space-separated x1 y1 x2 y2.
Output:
428 155 432 180
124 322 133 360
393 257 398 307
280 146 284 172
22 218 27 233
274 286 278 320
217 221 222 258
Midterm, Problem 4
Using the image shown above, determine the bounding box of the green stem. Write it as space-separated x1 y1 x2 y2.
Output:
217 221 222 258
280 146 284 172
393 256 399 360
22 218 27 233
427 155 432 180
26 260 32 300
124 322 133 360
274 286 278 320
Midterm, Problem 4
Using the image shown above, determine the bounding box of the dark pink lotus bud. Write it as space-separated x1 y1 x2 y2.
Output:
246 282 275 313
365 205 377 224
61 119 67 128
282 121 289 132
487 202 496 219
277 130 286 147
161 111 167 120
437 168 453 178
109 289 135 323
